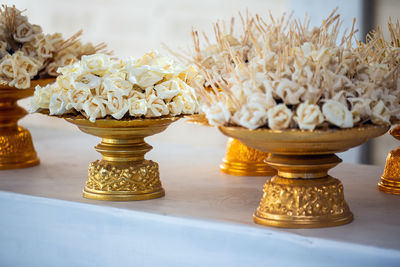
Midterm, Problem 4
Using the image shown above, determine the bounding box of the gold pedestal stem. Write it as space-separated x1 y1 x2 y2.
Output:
254 153 353 228
83 136 164 201
66 116 179 201
0 92 39 170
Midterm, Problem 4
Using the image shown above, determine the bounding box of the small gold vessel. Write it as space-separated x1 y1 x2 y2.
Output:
66 116 179 201
220 138 276 176
0 79 54 170
186 114 276 176
379 126 400 194
219 124 389 228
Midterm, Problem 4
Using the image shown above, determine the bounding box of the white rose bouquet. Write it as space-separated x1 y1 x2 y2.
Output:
31 52 200 122
0 5 108 89
189 10 400 130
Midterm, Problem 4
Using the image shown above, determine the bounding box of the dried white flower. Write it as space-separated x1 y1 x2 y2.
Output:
294 103 324 130
267 104 293 130
202 102 231 126
30 84 52 113
49 93 68 115
82 97 107 122
128 98 147 116
322 100 353 128
371 100 390 125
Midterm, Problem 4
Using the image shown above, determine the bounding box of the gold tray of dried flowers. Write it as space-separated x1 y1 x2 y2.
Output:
193 10 398 228
0 5 107 169
33 52 200 200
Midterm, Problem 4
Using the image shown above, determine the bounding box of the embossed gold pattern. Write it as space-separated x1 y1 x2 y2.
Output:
220 138 276 176
219 125 389 228
379 126 400 194
0 79 54 170
66 116 179 201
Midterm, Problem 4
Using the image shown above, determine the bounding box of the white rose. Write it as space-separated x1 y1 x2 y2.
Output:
275 78 305 105
349 98 371 123
105 92 129 120
66 88 90 111
128 90 146 100
10 69 31 89
0 55 16 78
57 61 81 76
177 91 198 114
294 103 324 130
232 104 267 130
136 51 176 72
15 52 41 77
82 97 107 122
267 104 293 130
154 79 181 100
74 73 102 91
127 66 164 88
322 100 353 128
13 22 35 43
30 84 52 112
49 93 68 115
146 94 169 117
371 100 390 125
167 98 184 116
80 54 111 76
103 76 132 96
56 74 77 91
202 102 231 126
128 98 147 116
34 34 54 59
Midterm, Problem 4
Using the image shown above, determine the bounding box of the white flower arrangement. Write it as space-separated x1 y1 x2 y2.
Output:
31 52 200 122
189 11 400 130
0 5 107 89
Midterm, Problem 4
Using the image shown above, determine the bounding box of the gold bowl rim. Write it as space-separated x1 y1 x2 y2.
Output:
65 115 182 128
389 125 400 140
219 123 389 137
38 109 187 128
185 113 211 127
218 124 390 154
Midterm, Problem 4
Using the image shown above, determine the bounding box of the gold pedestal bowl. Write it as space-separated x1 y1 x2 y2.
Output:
0 79 54 170
66 116 179 201
379 126 400 194
186 114 276 176
219 124 389 228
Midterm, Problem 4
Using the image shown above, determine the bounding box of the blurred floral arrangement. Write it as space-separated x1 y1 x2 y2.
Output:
31 52 200 122
188 10 400 130
0 5 108 89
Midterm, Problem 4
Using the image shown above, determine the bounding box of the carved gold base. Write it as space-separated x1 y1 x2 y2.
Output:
219 124 389 228
220 138 276 176
254 176 353 228
65 116 179 201
0 79 55 170
83 159 164 201
379 146 400 195
0 126 39 170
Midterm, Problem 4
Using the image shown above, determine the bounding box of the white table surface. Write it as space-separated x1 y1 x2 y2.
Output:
1 125 400 267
